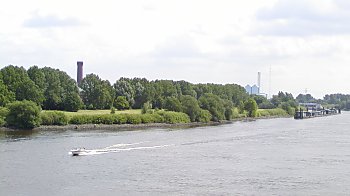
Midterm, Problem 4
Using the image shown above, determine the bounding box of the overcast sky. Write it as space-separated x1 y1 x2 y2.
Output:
1 0 350 98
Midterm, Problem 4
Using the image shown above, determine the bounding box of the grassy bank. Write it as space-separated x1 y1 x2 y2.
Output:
39 108 291 127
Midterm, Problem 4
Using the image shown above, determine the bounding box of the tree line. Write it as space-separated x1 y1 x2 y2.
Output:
1 65 346 127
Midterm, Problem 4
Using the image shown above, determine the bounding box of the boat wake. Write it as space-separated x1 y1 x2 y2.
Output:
69 142 174 156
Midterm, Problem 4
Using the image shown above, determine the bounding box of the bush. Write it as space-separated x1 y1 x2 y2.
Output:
258 108 288 117
115 96 130 110
6 100 41 129
41 111 68 125
111 114 128 124
69 115 93 125
91 114 114 124
156 111 190 124
141 114 164 123
231 107 240 118
126 114 142 124
110 107 116 114
0 107 9 126
196 109 212 123
141 102 152 114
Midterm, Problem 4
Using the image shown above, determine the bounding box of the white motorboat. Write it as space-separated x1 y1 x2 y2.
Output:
70 148 87 156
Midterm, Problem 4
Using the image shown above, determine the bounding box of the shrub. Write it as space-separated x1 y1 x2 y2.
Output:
196 109 212 123
156 111 190 124
126 114 142 124
41 111 68 125
91 114 114 124
259 108 288 117
141 102 152 114
110 107 116 114
6 100 41 129
231 107 240 119
115 96 130 110
111 114 128 124
69 115 93 125
0 107 9 126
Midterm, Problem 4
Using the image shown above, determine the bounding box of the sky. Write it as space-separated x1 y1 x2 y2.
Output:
1 0 350 98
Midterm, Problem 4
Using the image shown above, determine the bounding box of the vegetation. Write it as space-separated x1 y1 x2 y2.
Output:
2 64 346 129
5 100 41 129
41 111 69 126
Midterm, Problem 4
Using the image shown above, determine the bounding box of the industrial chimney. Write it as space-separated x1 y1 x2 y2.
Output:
257 72 261 94
77 61 83 85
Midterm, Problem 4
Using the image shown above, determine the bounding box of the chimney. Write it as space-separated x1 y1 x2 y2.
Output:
77 61 83 85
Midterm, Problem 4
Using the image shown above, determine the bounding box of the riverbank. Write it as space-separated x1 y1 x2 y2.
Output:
0 115 291 132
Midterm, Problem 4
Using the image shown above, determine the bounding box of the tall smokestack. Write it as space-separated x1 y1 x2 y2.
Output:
77 61 83 85
258 72 261 94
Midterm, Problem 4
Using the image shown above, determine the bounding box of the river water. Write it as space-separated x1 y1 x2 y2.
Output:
1 112 350 195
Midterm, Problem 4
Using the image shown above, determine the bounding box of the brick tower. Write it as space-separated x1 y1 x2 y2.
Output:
77 61 83 85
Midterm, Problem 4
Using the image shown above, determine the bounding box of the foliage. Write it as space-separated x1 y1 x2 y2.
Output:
115 96 130 110
40 111 68 125
126 114 142 124
196 109 212 123
198 93 225 121
0 79 15 107
156 111 190 124
80 73 114 109
110 107 116 114
296 94 317 103
179 95 201 122
1 65 44 105
28 66 83 111
0 107 9 126
164 97 182 112
141 102 152 114
244 98 258 117
257 108 288 117
5 100 41 129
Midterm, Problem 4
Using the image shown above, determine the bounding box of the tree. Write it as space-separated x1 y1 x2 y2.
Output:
114 78 135 107
164 97 182 112
115 96 130 110
179 95 201 122
198 93 225 121
80 74 113 109
0 65 44 105
28 66 82 111
244 98 258 117
0 79 15 106
5 100 41 129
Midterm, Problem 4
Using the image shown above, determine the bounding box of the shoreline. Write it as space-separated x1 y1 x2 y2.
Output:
0 115 291 132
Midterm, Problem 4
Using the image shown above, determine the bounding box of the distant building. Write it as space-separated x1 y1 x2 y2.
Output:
77 61 83 85
245 84 260 95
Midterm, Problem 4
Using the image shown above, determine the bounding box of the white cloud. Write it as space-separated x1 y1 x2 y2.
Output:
1 0 350 98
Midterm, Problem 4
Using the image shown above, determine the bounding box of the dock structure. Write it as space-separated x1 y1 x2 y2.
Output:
294 105 341 120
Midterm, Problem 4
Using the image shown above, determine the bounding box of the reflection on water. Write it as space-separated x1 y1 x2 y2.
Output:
0 129 39 141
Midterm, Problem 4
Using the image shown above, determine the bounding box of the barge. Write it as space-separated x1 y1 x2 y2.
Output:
294 103 341 119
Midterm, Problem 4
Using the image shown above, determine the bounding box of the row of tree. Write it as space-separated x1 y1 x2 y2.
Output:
1 65 347 123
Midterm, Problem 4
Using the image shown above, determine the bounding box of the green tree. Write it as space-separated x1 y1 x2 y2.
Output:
28 66 82 111
1 65 44 105
5 100 41 129
244 98 258 117
179 95 201 122
198 93 225 121
115 96 130 110
80 74 113 109
0 79 15 106
164 97 182 112
114 78 135 107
